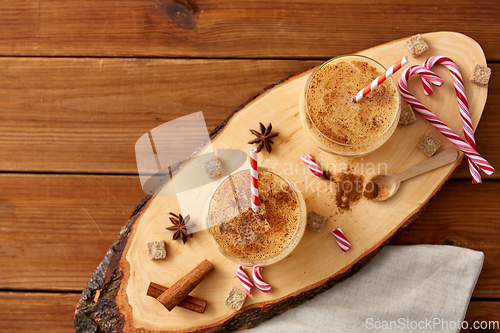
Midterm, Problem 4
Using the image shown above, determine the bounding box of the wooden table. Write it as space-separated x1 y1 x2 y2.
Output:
0 1 499 332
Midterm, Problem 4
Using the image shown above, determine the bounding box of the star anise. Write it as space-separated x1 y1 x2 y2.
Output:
248 122 279 153
166 212 194 244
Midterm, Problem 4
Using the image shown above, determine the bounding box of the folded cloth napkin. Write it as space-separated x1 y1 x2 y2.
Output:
252 245 483 333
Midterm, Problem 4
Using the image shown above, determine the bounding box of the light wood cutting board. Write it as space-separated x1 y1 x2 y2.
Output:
78 32 489 332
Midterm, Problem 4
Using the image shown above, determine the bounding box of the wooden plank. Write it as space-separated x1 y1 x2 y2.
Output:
2 176 499 295
0 174 144 290
389 181 500 298
0 57 319 174
462 301 500 332
0 292 496 333
1 1 500 60
0 292 81 333
2 175 499 296
0 58 498 177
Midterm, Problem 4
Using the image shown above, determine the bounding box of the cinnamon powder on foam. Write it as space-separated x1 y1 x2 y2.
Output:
209 170 299 260
307 60 398 145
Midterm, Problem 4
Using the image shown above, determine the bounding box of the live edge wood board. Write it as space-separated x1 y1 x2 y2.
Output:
74 32 489 332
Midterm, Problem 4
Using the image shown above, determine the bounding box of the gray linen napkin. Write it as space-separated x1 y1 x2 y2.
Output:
251 245 484 333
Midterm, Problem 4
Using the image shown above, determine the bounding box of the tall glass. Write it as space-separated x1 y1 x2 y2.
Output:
207 167 307 266
299 55 401 156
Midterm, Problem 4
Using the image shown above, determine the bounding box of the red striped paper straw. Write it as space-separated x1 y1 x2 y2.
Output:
351 56 409 103
249 147 259 213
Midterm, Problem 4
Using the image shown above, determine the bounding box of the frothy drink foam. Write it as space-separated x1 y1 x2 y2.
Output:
299 55 400 155
208 170 300 260
308 57 398 144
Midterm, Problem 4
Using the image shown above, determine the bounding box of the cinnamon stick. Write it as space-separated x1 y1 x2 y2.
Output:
157 259 214 311
147 282 206 313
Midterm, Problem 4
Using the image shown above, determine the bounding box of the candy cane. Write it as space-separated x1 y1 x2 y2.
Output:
300 153 323 178
332 228 351 253
421 56 481 183
236 266 253 294
398 66 494 177
252 266 272 293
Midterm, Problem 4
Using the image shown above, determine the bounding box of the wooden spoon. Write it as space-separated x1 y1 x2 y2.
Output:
364 148 459 202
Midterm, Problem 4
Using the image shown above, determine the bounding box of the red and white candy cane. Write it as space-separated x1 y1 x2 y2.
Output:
300 153 323 178
398 66 494 177
249 147 259 213
332 228 351 253
252 266 272 293
236 266 253 294
421 56 481 183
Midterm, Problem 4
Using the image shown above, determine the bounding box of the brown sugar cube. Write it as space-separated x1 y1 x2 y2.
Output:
399 105 417 126
224 287 247 311
405 34 429 57
470 64 491 85
147 240 167 260
307 210 326 233
418 133 442 157
201 156 222 179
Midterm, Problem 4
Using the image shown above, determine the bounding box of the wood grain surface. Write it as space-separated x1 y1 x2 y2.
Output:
0 1 500 60
0 58 497 177
0 0 499 331
0 292 81 333
0 58 319 174
0 174 144 290
1 293 497 333
0 176 498 296
463 302 500 332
